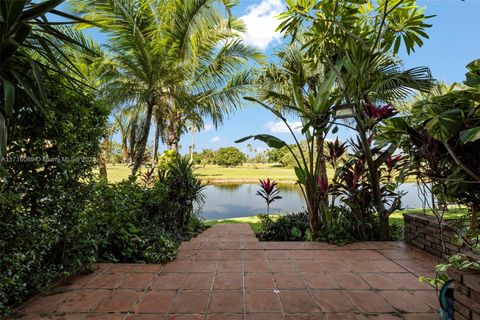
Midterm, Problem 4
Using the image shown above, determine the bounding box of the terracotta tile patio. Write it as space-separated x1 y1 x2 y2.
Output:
11 224 442 320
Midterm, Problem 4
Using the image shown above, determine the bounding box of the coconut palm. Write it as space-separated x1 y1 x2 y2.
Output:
73 0 262 175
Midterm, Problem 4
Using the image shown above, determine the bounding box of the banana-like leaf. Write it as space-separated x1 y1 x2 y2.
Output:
235 134 287 149
291 80 304 111
460 126 480 144
373 144 396 168
313 71 336 114
294 166 305 184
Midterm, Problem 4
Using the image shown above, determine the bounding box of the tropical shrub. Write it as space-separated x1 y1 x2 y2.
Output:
0 84 206 315
318 206 354 245
158 157 206 231
330 134 407 240
0 80 108 315
257 212 310 241
238 68 338 240
380 60 480 239
215 147 246 167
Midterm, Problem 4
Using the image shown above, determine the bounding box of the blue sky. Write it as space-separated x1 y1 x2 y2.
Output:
85 0 480 156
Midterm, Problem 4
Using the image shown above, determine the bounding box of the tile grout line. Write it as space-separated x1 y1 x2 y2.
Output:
204 243 221 320
266 254 287 320
165 260 191 318
314 255 362 316
126 263 166 320
242 253 247 320
296 256 326 316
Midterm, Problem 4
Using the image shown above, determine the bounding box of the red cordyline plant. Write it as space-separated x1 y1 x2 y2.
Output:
325 138 348 169
385 155 403 171
364 102 397 122
257 178 282 215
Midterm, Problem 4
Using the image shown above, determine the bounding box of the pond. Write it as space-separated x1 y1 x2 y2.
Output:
200 183 426 220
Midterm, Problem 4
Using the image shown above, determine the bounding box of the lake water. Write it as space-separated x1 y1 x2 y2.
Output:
200 183 426 220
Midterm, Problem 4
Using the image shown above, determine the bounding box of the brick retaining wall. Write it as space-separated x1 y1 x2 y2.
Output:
404 213 480 320
448 269 480 320
403 213 464 259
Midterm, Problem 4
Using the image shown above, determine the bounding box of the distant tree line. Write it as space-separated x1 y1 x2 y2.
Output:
188 139 348 168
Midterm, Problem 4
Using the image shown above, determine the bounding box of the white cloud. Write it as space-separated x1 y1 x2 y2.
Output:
265 121 302 133
202 124 214 132
240 0 285 50
210 136 221 143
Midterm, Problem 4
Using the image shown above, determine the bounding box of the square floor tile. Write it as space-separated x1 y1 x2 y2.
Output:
246 290 282 313
208 290 243 313
170 290 209 314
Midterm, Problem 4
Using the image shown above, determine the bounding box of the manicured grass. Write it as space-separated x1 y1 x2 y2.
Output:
101 163 417 184
195 163 334 184
99 163 334 184
205 207 470 237
102 164 134 182
204 215 263 233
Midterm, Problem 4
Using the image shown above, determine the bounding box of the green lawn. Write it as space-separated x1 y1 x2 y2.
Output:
205 207 470 237
101 163 416 184
204 216 263 233
100 163 334 184
196 163 336 184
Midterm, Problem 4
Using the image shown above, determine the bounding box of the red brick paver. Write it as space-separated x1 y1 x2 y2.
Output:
11 223 440 319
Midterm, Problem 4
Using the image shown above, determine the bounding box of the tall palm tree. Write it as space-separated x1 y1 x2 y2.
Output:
74 0 261 175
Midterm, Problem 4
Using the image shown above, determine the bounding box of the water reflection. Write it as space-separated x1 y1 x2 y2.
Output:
199 183 426 220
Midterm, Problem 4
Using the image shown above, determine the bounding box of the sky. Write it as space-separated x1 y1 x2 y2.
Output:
84 0 480 156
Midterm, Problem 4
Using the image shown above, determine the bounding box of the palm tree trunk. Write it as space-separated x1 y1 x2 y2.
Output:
121 140 128 164
129 116 138 164
166 124 180 152
98 138 108 181
152 114 161 164
131 102 154 176
190 125 195 163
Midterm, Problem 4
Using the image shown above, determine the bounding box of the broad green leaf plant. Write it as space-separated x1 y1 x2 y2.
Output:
379 60 480 234
237 70 339 239
277 0 434 240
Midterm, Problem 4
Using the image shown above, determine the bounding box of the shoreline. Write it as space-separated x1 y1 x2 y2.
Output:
200 178 298 185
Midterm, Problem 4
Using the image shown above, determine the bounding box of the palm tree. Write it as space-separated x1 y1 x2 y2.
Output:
74 0 261 175
0 0 94 158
